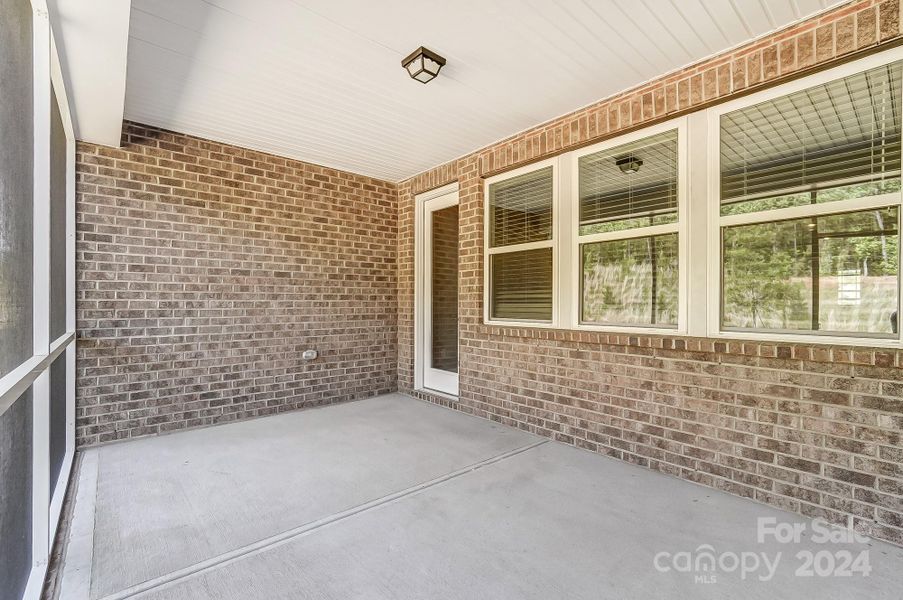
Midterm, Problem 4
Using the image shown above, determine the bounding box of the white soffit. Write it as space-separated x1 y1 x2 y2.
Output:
47 0 131 147
122 0 846 182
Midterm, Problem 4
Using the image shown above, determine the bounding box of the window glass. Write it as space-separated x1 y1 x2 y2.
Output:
721 62 902 216
431 205 458 372
720 61 902 338
582 233 678 327
577 129 680 328
722 207 899 335
579 129 678 235
489 166 553 247
490 248 553 321
487 164 555 323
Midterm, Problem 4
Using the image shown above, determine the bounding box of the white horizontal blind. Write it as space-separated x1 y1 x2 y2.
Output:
717 57 903 340
721 61 902 207
579 129 678 235
489 166 553 247
487 164 555 322
575 126 682 330
490 248 553 321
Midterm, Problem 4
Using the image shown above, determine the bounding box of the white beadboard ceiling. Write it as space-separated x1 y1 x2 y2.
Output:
120 0 847 182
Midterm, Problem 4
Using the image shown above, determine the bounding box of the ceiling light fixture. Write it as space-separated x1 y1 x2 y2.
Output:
615 155 643 174
402 46 446 84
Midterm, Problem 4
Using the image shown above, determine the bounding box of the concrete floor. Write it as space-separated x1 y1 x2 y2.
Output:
57 393 903 600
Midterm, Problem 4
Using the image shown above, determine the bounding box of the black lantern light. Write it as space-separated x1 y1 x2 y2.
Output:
615 155 643 174
402 46 446 84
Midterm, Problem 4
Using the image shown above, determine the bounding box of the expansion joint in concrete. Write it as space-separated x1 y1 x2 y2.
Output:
98 439 549 600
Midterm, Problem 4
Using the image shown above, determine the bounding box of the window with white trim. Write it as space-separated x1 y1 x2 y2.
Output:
716 60 902 338
576 128 681 328
481 50 903 347
485 163 555 323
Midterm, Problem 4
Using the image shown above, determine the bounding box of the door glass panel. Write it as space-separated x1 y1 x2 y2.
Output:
430 205 458 373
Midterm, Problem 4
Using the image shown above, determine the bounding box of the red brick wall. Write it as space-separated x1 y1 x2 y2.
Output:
398 0 903 546
76 122 397 446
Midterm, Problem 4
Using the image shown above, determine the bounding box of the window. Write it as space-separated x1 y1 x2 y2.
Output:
481 50 903 346
575 127 682 328
722 209 898 334
485 161 556 323
716 60 902 339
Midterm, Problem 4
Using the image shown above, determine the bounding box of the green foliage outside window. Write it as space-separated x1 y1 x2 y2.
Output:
723 205 899 335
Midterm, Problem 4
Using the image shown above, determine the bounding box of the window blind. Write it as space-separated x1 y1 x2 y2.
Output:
489 166 553 248
490 248 553 321
721 61 902 205
579 129 678 233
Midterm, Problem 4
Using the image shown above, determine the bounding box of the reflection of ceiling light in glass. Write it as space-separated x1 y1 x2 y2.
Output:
402 47 446 84
615 155 643 174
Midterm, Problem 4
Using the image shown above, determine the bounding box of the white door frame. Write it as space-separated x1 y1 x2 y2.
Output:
414 182 459 397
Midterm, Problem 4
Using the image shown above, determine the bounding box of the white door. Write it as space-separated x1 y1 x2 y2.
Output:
416 187 459 396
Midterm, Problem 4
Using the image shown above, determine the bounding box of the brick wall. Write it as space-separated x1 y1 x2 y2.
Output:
76 122 397 446
398 0 903 546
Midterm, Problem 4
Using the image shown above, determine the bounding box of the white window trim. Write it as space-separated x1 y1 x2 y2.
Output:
705 47 903 348
480 47 903 348
567 117 690 335
483 157 560 327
